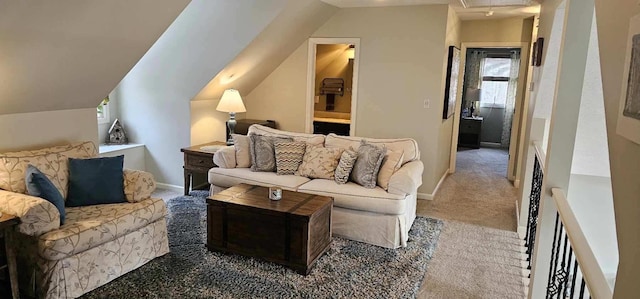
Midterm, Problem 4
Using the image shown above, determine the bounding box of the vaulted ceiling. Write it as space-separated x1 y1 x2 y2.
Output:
0 0 190 115
193 0 338 101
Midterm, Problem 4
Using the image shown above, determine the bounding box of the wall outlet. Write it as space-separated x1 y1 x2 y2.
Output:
424 99 430 109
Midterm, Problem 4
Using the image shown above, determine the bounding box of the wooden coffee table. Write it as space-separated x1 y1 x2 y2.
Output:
206 184 333 275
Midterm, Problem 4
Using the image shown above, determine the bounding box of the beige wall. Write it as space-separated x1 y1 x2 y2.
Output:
437 7 462 184
0 109 98 152
461 17 526 43
246 5 453 194
594 0 640 296
246 41 310 133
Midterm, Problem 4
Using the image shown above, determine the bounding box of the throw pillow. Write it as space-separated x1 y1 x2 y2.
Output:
334 149 358 184
25 165 66 225
377 150 405 190
296 145 344 179
274 142 306 175
232 134 251 168
350 140 387 188
249 135 293 172
66 156 127 207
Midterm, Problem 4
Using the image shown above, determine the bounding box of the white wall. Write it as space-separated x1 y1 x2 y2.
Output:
246 5 452 194
533 4 566 151
114 0 288 187
0 109 98 152
571 15 611 177
568 174 618 277
0 0 190 115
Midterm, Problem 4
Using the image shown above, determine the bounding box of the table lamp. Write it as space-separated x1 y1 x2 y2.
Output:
216 89 246 145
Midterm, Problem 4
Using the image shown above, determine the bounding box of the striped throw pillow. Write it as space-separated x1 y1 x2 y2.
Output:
274 142 307 175
335 149 358 184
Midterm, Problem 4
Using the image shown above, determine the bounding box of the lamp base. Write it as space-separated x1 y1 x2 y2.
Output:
227 112 237 146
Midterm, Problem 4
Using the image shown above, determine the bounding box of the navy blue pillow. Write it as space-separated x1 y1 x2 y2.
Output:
25 165 66 225
66 156 126 207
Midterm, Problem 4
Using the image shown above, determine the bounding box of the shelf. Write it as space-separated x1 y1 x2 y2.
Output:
99 143 144 154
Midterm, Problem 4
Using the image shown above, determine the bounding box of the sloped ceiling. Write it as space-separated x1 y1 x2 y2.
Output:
0 0 190 115
192 0 339 101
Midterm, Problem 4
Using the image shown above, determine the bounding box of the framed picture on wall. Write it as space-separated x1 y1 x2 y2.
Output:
617 13 640 145
443 46 461 119
531 37 544 67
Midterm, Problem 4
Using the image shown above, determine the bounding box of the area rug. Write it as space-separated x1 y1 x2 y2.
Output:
81 191 443 299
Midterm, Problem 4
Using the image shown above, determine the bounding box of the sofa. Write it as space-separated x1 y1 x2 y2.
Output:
209 125 424 249
0 141 169 299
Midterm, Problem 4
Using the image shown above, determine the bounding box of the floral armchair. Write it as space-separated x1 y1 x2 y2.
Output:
0 142 169 299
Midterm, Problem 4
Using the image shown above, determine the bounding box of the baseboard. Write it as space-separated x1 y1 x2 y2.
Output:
417 169 449 200
515 199 520 230
480 142 503 148
156 183 184 194
514 179 521 187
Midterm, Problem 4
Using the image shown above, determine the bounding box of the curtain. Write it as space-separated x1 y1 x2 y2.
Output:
463 50 487 109
501 50 521 148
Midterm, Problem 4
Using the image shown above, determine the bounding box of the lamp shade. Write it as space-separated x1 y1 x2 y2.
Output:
346 45 355 60
466 88 481 103
216 89 246 113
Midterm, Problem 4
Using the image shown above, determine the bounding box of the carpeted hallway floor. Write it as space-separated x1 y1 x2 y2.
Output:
417 147 525 298
151 147 525 298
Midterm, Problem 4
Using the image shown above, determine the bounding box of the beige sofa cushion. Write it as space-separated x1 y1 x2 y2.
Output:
248 124 325 146
377 150 404 190
38 197 167 260
325 134 419 165
208 167 310 191
297 179 407 215
0 141 97 198
232 134 251 168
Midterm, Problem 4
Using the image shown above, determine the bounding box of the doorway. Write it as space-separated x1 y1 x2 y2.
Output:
306 38 360 136
450 44 529 181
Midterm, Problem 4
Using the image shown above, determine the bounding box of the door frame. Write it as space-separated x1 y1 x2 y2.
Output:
305 37 361 135
449 41 531 182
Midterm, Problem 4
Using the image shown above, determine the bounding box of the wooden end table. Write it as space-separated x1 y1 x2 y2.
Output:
181 141 226 196
0 214 20 299
207 184 333 275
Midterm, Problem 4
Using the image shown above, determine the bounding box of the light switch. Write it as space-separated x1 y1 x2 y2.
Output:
424 99 430 109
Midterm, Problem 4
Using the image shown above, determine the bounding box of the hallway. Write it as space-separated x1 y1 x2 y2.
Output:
417 148 525 298
420 147 518 231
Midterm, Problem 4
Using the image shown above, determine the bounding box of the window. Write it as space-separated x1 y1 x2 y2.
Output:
480 58 511 108
97 97 110 124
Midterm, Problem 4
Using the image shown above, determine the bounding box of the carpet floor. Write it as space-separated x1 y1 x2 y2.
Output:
82 191 444 299
417 148 525 298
